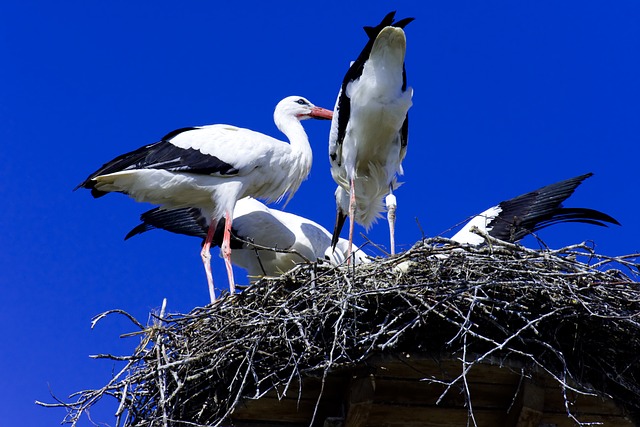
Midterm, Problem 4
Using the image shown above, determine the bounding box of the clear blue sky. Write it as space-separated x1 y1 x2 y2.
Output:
1 1 639 426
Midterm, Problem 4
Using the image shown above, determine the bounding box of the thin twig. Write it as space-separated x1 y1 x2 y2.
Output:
41 238 640 427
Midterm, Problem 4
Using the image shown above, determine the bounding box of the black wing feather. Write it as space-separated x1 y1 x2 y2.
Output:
125 207 245 250
527 207 620 235
76 127 238 196
487 173 620 242
125 207 208 240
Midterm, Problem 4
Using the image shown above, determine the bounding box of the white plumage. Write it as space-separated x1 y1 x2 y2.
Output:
77 96 332 302
125 197 370 280
329 12 413 258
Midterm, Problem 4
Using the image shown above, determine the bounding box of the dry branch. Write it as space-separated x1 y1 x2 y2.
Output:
40 238 640 426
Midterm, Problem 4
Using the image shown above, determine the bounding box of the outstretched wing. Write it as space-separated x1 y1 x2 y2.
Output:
452 173 620 244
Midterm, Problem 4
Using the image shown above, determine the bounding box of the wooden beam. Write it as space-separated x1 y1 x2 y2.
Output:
506 378 545 427
323 417 345 427
343 372 376 427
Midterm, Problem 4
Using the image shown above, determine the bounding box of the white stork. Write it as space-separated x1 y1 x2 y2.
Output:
76 96 333 302
451 173 620 245
125 197 370 279
394 173 619 276
329 11 414 259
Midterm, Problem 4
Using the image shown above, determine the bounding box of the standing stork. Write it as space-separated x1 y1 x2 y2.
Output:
450 173 620 245
329 11 414 259
125 197 370 278
76 96 332 303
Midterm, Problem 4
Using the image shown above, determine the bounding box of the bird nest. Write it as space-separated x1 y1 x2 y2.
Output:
44 235 640 426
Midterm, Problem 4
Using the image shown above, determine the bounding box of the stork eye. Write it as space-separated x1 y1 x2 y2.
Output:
296 98 308 105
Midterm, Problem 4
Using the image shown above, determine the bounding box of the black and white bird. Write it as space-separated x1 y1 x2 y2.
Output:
76 96 333 303
125 197 370 279
329 11 413 258
450 173 620 245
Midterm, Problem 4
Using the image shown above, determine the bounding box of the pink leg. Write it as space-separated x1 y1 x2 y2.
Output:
201 218 218 304
221 211 236 295
347 177 356 264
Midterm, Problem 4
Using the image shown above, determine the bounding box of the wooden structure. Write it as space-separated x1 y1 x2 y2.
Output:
231 354 635 427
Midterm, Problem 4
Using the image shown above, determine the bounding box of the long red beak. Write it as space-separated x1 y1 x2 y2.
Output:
309 106 333 120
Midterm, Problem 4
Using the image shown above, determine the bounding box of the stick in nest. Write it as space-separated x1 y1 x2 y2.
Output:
40 239 640 427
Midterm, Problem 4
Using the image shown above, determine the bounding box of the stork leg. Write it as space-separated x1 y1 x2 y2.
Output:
386 188 397 255
221 211 236 295
201 218 218 304
347 177 357 264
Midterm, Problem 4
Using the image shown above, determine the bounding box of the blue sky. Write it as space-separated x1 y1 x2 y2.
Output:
2 1 639 426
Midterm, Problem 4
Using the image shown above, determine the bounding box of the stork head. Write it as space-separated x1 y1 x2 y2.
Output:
324 239 371 266
274 96 333 125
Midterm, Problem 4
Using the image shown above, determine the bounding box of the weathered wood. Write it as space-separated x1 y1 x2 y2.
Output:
323 417 344 427
373 377 516 408
230 354 633 427
343 373 376 427
262 375 350 400
505 378 544 427
541 412 635 427
365 405 507 427
370 354 525 385
541 386 626 415
232 394 343 424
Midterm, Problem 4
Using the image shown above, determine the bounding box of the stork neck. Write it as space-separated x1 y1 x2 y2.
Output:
276 115 313 167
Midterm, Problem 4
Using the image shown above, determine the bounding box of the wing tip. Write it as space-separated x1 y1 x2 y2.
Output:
363 11 414 39
124 223 154 241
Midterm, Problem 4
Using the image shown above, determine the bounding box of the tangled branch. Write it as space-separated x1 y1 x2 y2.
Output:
40 238 640 426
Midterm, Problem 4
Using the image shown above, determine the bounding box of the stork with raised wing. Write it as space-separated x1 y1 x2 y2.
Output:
451 173 620 245
329 11 413 259
76 96 332 302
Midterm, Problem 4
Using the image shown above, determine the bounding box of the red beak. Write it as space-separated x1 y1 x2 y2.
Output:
309 106 334 120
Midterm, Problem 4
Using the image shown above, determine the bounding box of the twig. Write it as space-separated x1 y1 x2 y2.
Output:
41 238 640 427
